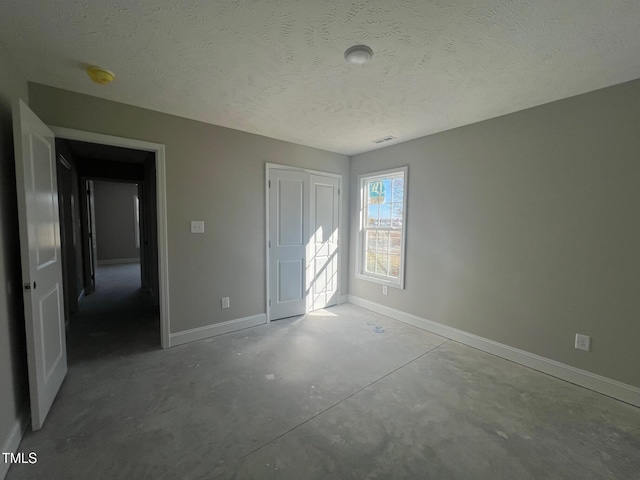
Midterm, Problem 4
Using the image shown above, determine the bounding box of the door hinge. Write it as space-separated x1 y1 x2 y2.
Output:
268 180 271 188
338 188 340 195
269 299 271 306
268 240 271 248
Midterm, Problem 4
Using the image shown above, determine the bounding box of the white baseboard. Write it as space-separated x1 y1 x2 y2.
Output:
338 295 349 305
1 407 29 480
348 295 640 408
97 258 140 265
169 313 267 347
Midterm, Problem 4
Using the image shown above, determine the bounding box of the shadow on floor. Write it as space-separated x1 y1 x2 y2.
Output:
67 263 160 363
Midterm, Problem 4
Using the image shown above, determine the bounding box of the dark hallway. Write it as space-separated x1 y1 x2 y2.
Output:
68 263 160 363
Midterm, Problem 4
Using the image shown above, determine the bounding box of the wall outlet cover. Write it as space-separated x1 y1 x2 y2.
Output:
191 221 205 233
575 333 591 352
221 297 230 309
382 285 388 295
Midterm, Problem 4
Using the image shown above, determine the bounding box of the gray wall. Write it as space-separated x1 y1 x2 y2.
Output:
0 44 29 460
93 181 140 262
350 79 640 388
29 83 350 333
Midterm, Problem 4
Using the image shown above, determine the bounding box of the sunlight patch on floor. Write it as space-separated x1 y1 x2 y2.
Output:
307 309 338 317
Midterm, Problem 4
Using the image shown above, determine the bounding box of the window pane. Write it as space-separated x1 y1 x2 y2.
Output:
378 203 391 228
391 202 403 228
376 231 389 252
365 230 377 252
389 254 401 277
375 252 388 275
366 251 376 273
368 180 386 205
392 177 404 202
366 204 379 227
389 231 401 254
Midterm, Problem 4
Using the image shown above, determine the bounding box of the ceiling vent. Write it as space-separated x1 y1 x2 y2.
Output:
372 135 397 144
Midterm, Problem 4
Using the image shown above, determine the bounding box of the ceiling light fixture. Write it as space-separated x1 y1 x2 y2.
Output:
344 45 373 65
87 66 115 85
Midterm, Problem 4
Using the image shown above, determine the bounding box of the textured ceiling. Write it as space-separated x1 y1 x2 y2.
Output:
1 1 640 155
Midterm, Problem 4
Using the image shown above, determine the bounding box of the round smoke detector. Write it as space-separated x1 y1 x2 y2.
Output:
344 45 373 65
87 66 115 85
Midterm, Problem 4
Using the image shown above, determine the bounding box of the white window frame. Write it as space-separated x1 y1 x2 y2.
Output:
356 166 408 289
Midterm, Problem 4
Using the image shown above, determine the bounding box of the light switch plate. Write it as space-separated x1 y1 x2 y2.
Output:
191 221 205 234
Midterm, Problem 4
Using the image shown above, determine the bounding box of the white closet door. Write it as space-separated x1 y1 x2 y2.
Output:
268 169 309 320
308 175 339 311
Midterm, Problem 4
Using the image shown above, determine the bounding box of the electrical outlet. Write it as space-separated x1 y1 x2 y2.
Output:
575 334 590 351
382 285 388 295
221 297 230 309
191 221 205 234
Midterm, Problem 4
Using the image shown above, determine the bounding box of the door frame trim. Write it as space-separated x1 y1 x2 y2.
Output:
50 126 171 348
265 163 342 322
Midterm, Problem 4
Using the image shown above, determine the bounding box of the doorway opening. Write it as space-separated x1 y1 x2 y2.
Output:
56 139 160 357
52 127 170 350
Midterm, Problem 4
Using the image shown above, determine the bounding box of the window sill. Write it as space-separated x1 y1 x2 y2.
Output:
355 272 404 290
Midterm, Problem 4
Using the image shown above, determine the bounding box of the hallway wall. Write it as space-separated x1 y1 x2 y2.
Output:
93 181 140 263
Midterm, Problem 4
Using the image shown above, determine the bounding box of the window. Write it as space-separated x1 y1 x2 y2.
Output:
357 167 408 288
134 194 140 248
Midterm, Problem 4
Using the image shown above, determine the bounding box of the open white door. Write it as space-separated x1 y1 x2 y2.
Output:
268 169 309 320
13 99 67 430
308 175 339 311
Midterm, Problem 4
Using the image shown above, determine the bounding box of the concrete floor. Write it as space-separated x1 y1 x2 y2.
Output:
8 264 640 479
